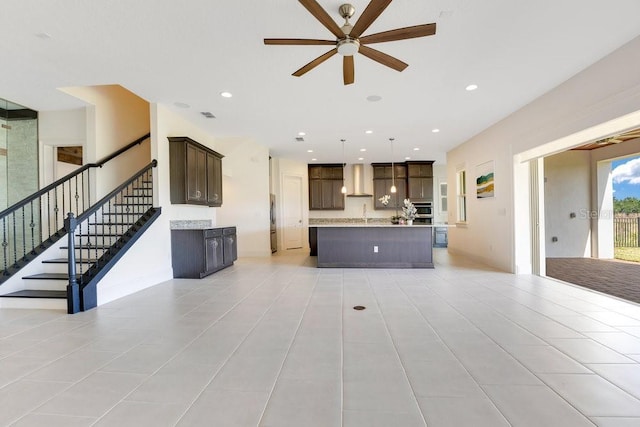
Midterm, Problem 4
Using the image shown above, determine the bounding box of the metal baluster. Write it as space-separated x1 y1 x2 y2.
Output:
12 212 17 266
20 207 26 257
54 187 59 231
87 169 91 208
47 191 51 238
29 202 35 252
75 175 79 215
2 218 7 273
62 184 66 226
82 170 86 213
98 207 103 260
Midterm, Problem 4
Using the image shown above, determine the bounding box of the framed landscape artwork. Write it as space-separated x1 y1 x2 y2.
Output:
476 161 495 198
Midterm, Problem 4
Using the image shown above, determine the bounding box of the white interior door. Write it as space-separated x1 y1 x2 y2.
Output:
282 174 303 249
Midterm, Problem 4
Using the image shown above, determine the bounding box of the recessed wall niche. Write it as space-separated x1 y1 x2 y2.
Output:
57 146 83 165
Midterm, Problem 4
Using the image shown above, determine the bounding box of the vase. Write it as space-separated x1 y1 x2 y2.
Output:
407 219 413 226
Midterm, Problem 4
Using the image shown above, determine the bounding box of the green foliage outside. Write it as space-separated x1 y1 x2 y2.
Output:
614 247 640 263
614 197 640 214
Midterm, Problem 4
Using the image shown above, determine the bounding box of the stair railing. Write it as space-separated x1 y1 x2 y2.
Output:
65 160 158 313
0 133 150 282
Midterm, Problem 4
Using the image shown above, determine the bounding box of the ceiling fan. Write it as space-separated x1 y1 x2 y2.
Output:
264 0 436 85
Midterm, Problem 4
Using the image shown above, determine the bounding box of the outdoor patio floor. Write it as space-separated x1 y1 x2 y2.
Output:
546 257 640 304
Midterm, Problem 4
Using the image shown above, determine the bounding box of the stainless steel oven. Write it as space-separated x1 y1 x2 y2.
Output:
414 202 433 224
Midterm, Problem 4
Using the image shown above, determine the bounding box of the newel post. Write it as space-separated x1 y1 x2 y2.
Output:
65 212 80 314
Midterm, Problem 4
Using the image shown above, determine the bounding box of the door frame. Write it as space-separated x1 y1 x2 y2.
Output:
280 173 305 250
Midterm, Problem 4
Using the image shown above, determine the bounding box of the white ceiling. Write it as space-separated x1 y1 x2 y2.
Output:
2 1 640 164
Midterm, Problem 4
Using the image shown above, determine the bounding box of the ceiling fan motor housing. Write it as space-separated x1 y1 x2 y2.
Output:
337 37 360 56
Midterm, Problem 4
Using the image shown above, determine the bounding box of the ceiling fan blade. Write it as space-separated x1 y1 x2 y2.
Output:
360 23 437 44
344 56 355 85
298 0 344 38
264 38 336 46
359 45 408 72
350 0 392 38
292 49 338 77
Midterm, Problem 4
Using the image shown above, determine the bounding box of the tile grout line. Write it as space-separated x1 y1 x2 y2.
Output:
169 260 313 426
255 269 321 426
397 272 604 425
363 270 429 427
88 262 299 426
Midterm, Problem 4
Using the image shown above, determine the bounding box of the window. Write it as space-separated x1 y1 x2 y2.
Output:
439 180 448 213
456 170 467 223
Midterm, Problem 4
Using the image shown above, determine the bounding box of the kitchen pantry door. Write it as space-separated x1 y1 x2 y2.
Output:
282 174 303 249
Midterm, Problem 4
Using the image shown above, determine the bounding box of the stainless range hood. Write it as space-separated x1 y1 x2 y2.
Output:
347 164 372 197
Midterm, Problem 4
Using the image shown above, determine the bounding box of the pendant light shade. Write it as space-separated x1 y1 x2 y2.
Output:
341 139 347 194
390 137 396 193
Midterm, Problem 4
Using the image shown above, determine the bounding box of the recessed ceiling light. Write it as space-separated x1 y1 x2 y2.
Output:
413 148 420 151
220 91 233 98
307 149 313 153
174 102 190 109
311 158 317 161
298 132 306 136
465 84 478 91
432 128 440 133
365 130 373 134
405 157 411 160
358 157 364 161
360 148 366 152
366 95 382 102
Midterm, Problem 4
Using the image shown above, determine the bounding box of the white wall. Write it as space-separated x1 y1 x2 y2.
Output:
447 35 640 273
544 151 591 257
216 137 271 257
97 103 216 305
97 104 276 304
39 108 86 188
60 85 151 198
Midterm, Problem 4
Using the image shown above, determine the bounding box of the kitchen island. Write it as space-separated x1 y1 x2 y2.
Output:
312 224 433 268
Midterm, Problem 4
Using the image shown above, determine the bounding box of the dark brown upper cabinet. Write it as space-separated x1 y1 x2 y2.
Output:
308 164 345 210
372 163 408 210
168 136 224 207
406 161 434 202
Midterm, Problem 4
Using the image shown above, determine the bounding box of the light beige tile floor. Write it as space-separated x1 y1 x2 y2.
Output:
2 249 640 426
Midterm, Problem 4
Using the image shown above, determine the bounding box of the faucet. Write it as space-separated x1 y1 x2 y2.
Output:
363 203 368 224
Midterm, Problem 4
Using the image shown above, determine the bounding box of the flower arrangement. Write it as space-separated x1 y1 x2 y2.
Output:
378 194 390 206
402 198 417 221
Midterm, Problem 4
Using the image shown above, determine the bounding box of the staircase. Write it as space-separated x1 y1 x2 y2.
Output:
0 135 161 313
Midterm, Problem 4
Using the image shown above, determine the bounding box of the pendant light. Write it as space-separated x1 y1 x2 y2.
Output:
341 139 347 194
390 137 397 193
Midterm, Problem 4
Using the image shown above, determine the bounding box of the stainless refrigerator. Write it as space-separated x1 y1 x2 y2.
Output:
270 194 277 253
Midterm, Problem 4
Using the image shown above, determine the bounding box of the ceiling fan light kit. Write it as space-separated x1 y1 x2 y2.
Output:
264 0 437 85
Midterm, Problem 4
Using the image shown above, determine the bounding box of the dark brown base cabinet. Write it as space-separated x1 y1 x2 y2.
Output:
171 227 237 278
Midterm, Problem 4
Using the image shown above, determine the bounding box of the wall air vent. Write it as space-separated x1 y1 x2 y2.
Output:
295 137 305 142
200 112 215 119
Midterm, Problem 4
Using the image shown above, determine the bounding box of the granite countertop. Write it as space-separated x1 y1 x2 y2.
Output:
312 223 434 228
170 220 236 230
